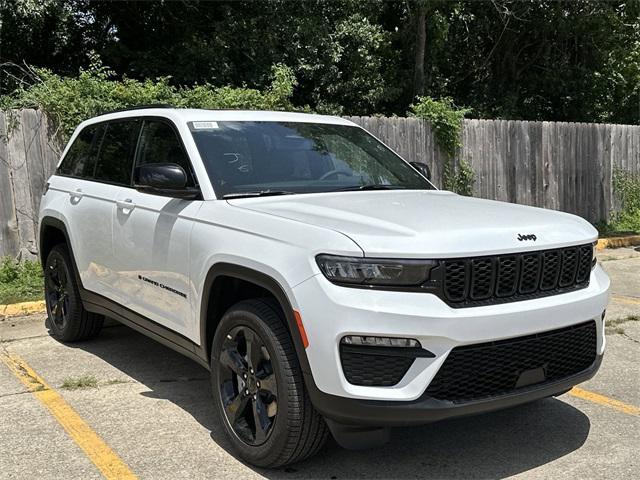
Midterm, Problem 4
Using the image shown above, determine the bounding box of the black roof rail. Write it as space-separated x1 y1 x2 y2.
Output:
101 104 176 115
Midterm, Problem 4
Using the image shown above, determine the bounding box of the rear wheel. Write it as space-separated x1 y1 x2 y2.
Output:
211 299 328 467
44 244 103 341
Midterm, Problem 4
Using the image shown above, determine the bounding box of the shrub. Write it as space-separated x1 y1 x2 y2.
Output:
443 158 476 197
409 96 470 158
0 58 298 142
0 257 43 304
607 168 640 233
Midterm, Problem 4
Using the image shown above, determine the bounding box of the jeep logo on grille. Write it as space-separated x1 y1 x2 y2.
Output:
517 233 537 241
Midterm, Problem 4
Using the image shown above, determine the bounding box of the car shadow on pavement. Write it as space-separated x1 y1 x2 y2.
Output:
66 322 592 479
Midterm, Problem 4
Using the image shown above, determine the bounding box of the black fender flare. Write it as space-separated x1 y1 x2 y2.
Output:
198 263 312 375
39 216 83 285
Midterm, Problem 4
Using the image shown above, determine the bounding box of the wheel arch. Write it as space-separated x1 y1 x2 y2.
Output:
199 263 312 375
39 217 73 265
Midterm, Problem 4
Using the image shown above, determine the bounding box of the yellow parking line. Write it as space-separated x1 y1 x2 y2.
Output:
611 294 640 306
0 351 137 480
569 387 640 416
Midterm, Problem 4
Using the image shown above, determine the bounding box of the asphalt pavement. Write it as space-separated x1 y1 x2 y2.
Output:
1 247 638 479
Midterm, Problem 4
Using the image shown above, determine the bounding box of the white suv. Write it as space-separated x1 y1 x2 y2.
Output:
39 108 610 467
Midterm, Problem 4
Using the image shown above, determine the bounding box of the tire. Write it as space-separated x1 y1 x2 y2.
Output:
44 244 104 342
211 298 328 467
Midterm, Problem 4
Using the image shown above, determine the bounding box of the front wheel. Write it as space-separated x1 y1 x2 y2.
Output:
211 299 327 467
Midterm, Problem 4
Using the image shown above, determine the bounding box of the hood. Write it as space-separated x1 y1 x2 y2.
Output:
227 190 597 258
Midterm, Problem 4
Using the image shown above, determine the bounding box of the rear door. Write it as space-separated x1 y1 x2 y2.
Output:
53 122 120 300
111 118 201 340
83 118 142 303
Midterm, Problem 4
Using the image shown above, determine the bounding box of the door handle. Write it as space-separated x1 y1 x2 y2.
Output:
69 188 83 199
116 199 136 211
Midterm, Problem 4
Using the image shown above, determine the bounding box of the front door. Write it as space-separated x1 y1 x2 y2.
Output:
112 118 201 340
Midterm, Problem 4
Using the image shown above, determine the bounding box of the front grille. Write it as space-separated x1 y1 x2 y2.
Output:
441 244 592 307
425 320 597 403
340 345 415 386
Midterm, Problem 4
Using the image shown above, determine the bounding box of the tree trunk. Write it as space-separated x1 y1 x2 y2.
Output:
413 4 427 98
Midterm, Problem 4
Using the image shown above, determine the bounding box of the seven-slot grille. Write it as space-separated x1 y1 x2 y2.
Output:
424 320 597 402
441 243 593 307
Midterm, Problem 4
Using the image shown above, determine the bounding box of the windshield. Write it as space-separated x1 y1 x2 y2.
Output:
189 121 434 197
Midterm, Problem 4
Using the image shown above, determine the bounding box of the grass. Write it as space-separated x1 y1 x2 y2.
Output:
60 376 130 390
605 315 640 335
61 374 99 390
102 379 129 387
0 257 43 304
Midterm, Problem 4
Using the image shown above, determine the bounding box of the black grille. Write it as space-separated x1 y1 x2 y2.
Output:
441 244 593 307
425 321 597 403
340 345 415 386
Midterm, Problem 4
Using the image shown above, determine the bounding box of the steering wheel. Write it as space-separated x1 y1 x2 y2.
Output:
319 169 352 181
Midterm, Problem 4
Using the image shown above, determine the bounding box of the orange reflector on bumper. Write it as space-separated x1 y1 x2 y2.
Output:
293 310 309 348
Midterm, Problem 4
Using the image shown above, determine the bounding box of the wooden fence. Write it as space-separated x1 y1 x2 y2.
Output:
0 110 60 259
346 117 640 224
1 109 639 258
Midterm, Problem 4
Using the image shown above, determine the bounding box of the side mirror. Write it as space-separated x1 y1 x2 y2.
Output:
410 161 431 180
134 163 199 199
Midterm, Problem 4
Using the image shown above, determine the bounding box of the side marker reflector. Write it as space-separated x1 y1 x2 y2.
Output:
293 310 309 348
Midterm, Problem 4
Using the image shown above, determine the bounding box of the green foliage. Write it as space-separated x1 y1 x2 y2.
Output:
2 1 639 123
409 96 470 158
605 169 640 233
0 257 43 304
442 159 476 197
304 13 396 115
408 96 475 195
0 59 298 141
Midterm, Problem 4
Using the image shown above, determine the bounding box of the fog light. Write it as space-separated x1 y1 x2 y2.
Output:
340 335 420 348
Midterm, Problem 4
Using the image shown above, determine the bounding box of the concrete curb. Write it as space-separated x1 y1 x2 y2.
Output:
597 235 640 251
0 300 46 318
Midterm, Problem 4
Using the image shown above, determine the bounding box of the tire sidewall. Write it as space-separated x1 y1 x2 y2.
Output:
44 246 82 341
210 303 294 466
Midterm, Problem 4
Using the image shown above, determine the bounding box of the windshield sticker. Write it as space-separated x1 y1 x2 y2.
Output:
192 121 219 129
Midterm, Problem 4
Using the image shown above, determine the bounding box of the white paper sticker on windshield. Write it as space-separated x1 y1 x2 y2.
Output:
192 121 219 129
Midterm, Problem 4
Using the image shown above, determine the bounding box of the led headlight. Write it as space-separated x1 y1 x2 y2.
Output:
316 255 437 286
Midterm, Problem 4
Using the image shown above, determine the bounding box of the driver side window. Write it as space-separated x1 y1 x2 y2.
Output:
136 120 197 187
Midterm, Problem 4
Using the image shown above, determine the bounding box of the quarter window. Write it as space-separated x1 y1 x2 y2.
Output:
57 124 104 178
93 119 141 185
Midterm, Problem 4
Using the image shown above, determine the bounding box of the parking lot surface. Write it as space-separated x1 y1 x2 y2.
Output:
1 248 639 479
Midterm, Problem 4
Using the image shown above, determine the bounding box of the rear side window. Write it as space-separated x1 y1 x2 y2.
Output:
57 125 103 178
136 120 196 187
93 119 141 185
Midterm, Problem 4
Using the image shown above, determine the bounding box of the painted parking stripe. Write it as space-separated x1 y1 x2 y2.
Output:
611 294 640 306
0 351 137 480
569 387 640 416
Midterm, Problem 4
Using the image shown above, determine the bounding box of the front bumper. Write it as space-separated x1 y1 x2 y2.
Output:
305 354 602 427
292 264 609 411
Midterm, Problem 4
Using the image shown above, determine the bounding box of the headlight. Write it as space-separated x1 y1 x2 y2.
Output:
316 255 437 286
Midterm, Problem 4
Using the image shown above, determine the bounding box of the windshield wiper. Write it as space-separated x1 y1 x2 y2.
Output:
222 190 296 199
336 184 407 191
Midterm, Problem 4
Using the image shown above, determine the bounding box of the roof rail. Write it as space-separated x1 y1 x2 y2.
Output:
101 104 176 115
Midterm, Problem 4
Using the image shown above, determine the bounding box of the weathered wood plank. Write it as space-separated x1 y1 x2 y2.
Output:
0 113 21 257
21 109 48 237
6 110 37 259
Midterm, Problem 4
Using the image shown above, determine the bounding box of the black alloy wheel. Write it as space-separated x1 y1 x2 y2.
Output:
45 256 71 331
44 244 103 342
218 325 278 446
210 299 328 467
